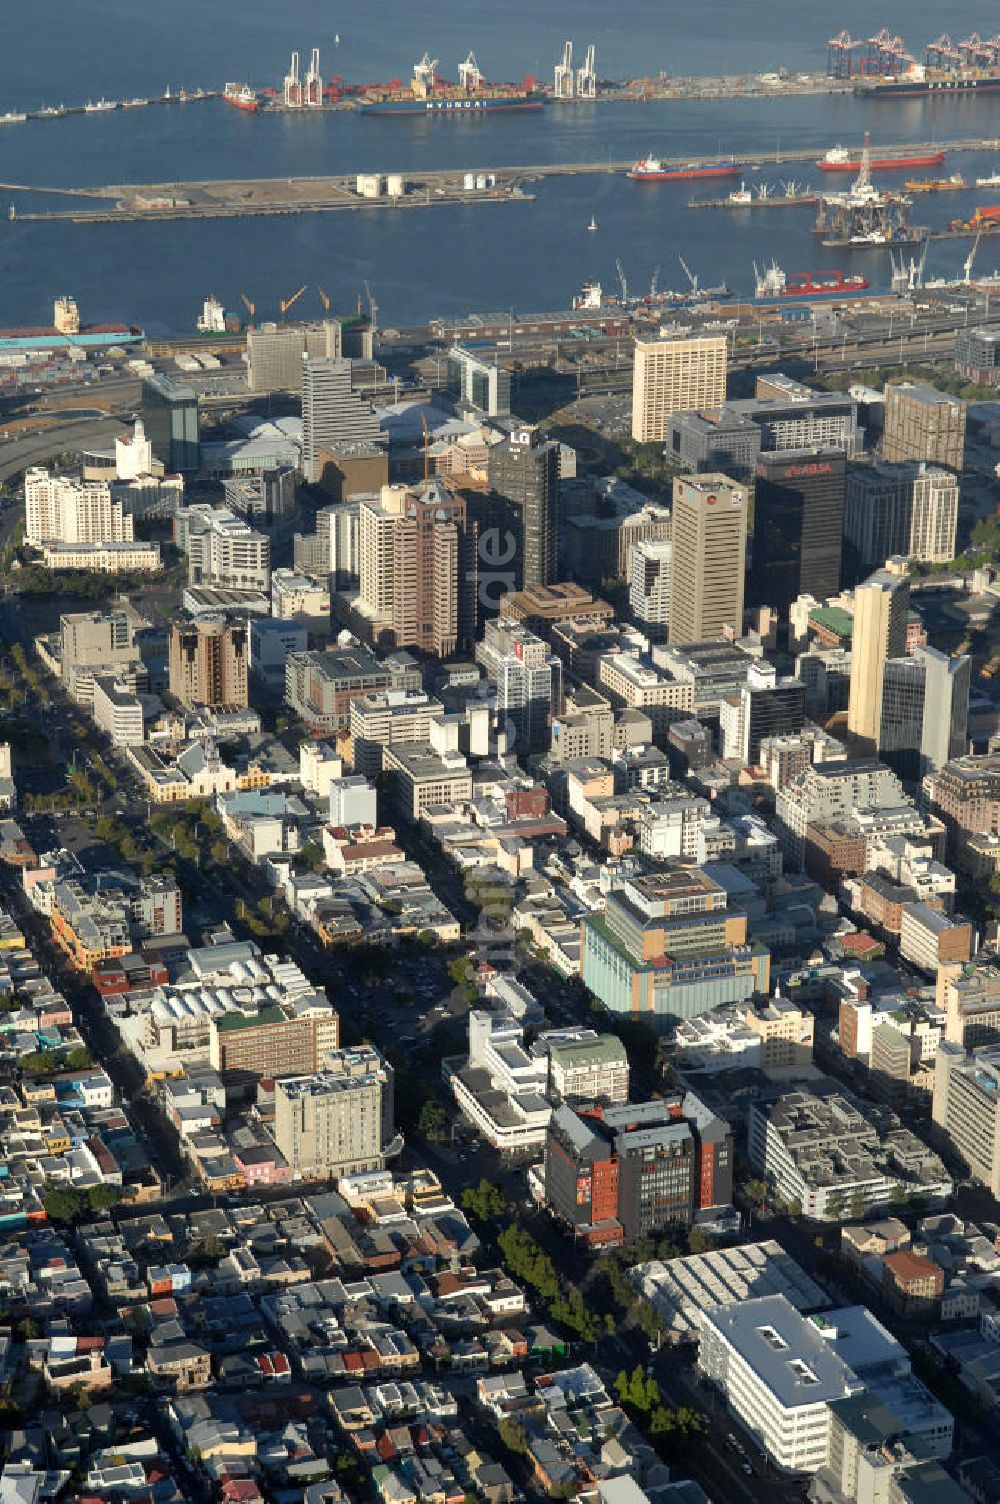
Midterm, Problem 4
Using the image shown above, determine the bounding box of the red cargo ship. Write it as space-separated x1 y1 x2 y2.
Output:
629 155 742 182
817 144 946 172
223 82 259 113
754 262 871 299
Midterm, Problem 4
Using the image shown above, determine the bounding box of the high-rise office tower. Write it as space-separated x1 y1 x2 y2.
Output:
878 644 970 782
846 559 910 750
667 473 748 644
168 616 249 708
629 539 672 639
882 382 966 470
631 332 727 443
447 345 511 417
476 616 562 752
720 662 806 765
246 320 342 393
487 426 560 589
355 481 477 657
750 448 846 610
141 375 200 473
301 357 384 483
843 462 959 582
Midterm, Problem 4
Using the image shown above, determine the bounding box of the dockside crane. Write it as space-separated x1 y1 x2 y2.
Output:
280 284 308 321
615 258 628 306
364 279 378 339
240 293 256 326
678 254 700 293
650 264 660 299
317 287 331 315
964 229 983 285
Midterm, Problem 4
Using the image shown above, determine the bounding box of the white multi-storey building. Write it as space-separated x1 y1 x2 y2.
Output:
176 504 271 592
629 538 672 637
698 1295 864 1473
25 468 134 547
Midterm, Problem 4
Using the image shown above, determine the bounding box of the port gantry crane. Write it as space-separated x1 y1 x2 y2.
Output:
240 293 256 326
317 287 331 315
827 30 865 79
865 27 914 77
280 285 307 321
576 45 596 100
554 41 574 99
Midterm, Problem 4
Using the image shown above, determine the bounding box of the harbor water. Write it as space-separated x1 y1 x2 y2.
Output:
0 0 999 330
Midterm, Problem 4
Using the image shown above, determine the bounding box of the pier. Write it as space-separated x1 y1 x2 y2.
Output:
4 136 999 226
0 89 218 126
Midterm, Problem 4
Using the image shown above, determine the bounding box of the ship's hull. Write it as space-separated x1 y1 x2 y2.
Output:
357 95 543 114
630 163 742 182
818 151 946 172
0 325 144 352
223 95 259 113
856 74 1000 97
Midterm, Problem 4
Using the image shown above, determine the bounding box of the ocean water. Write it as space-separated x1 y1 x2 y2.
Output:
0 0 999 330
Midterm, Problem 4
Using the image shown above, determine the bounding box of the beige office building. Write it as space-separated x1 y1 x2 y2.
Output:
667 473 747 643
846 559 910 750
882 382 966 470
273 1046 394 1179
631 332 727 443
168 616 249 708
353 481 476 658
246 320 342 393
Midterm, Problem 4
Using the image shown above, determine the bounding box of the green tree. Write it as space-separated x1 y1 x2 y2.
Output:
417 1100 447 1141
462 1178 507 1222
87 1184 122 1213
499 1416 529 1455
42 1186 85 1223
298 841 326 873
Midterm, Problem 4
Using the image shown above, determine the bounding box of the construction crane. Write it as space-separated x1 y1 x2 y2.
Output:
420 410 430 483
649 264 660 299
280 284 307 321
364 278 378 338
615 257 628 305
317 287 331 315
240 293 255 325
964 229 983 285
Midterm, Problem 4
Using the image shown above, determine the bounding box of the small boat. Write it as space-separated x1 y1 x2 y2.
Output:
335 33 341 45
588 215 597 231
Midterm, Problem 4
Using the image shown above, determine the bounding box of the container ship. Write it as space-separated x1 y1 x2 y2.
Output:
754 262 870 299
0 323 144 353
356 51 543 115
630 156 742 182
817 144 946 172
0 296 144 353
855 65 1000 98
223 82 259 113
